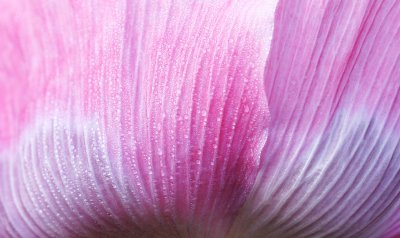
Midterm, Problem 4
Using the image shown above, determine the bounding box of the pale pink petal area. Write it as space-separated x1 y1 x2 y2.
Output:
0 0 277 237
229 0 400 237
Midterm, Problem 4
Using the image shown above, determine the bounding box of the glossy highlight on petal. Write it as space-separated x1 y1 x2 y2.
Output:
0 0 277 237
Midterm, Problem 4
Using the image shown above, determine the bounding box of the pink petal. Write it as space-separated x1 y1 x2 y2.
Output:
0 0 277 237
230 0 400 237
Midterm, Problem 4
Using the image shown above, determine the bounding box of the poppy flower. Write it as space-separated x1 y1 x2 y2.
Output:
0 0 399 237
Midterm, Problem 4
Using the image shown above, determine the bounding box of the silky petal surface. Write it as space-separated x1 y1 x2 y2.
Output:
0 0 277 237
229 0 400 237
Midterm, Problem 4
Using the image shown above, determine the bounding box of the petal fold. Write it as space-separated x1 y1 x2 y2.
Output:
230 0 400 237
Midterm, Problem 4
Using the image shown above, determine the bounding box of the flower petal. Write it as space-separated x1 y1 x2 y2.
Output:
229 0 400 237
0 0 277 237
